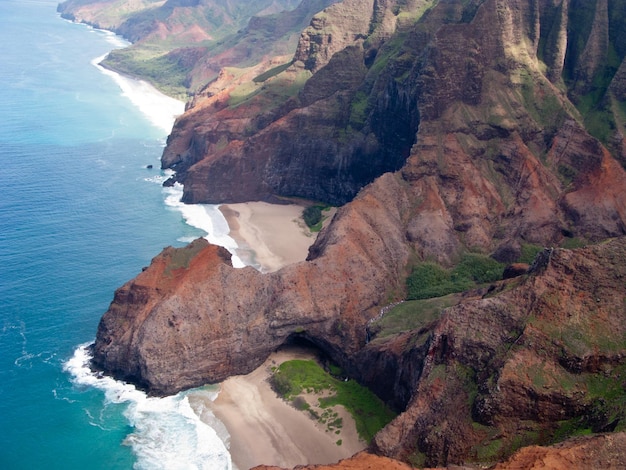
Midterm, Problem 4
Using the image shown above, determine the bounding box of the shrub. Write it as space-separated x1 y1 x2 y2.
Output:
270 372 293 397
407 255 504 300
454 253 505 284
303 206 322 228
407 263 456 300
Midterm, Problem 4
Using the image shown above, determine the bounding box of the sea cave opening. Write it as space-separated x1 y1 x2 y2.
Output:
278 333 348 380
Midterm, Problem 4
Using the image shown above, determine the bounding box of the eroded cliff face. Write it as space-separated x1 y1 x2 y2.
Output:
93 173 412 394
162 0 626 252
368 237 626 465
161 0 417 205
92 0 626 466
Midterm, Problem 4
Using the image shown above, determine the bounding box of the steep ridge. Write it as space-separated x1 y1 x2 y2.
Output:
162 0 626 239
90 0 626 466
161 0 429 204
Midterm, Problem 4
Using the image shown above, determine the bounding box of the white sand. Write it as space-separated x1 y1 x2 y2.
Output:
204 346 366 470
220 202 316 273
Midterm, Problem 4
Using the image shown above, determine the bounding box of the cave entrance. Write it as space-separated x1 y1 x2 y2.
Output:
276 333 346 380
277 334 325 361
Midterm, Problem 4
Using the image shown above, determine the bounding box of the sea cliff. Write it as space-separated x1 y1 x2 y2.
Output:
59 0 626 466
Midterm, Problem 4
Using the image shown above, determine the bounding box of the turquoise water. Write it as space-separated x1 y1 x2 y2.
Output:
0 1 232 468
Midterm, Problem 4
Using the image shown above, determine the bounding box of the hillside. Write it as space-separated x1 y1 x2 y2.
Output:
66 0 626 467
57 0 337 97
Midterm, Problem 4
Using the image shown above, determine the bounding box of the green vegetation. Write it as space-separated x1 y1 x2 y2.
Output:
549 364 626 441
270 359 396 442
518 243 543 264
302 206 322 228
517 69 567 137
228 68 311 111
348 91 369 128
253 61 293 83
370 296 458 340
406 254 505 300
164 240 206 276
559 237 587 250
302 205 332 232
103 46 194 99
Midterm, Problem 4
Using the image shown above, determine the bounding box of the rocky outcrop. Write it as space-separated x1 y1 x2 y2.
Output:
161 0 414 204
162 0 626 250
94 232 626 463
93 173 412 394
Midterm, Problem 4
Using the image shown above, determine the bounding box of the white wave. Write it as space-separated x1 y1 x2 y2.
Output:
64 344 232 470
92 56 185 134
163 184 245 268
98 29 129 49
144 174 170 185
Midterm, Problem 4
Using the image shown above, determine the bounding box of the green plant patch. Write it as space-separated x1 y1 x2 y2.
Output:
370 296 459 339
253 60 293 83
302 204 332 232
406 254 505 300
270 359 396 442
559 237 587 250
164 240 207 276
302 205 322 228
519 243 543 264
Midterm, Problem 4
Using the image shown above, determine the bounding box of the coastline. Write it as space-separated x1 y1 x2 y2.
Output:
220 202 316 273
93 53 185 133
89 26 347 469
189 346 366 470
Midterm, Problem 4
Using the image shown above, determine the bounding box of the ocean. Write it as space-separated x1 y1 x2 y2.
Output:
0 0 237 468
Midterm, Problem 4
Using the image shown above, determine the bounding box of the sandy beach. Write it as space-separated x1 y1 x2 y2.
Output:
189 346 366 470
220 202 317 272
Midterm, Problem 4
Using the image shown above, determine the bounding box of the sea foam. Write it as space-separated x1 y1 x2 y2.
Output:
64 345 233 470
92 54 185 133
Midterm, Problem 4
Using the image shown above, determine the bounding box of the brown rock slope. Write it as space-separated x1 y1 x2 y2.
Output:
368 237 626 466
93 173 411 394
253 433 626 469
93 229 626 466
162 0 626 254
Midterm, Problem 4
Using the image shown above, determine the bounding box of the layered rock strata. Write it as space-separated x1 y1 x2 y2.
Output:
162 0 626 257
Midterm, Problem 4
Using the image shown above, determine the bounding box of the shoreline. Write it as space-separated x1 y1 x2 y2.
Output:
220 202 316 273
89 25 350 469
189 345 366 470
93 54 185 134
